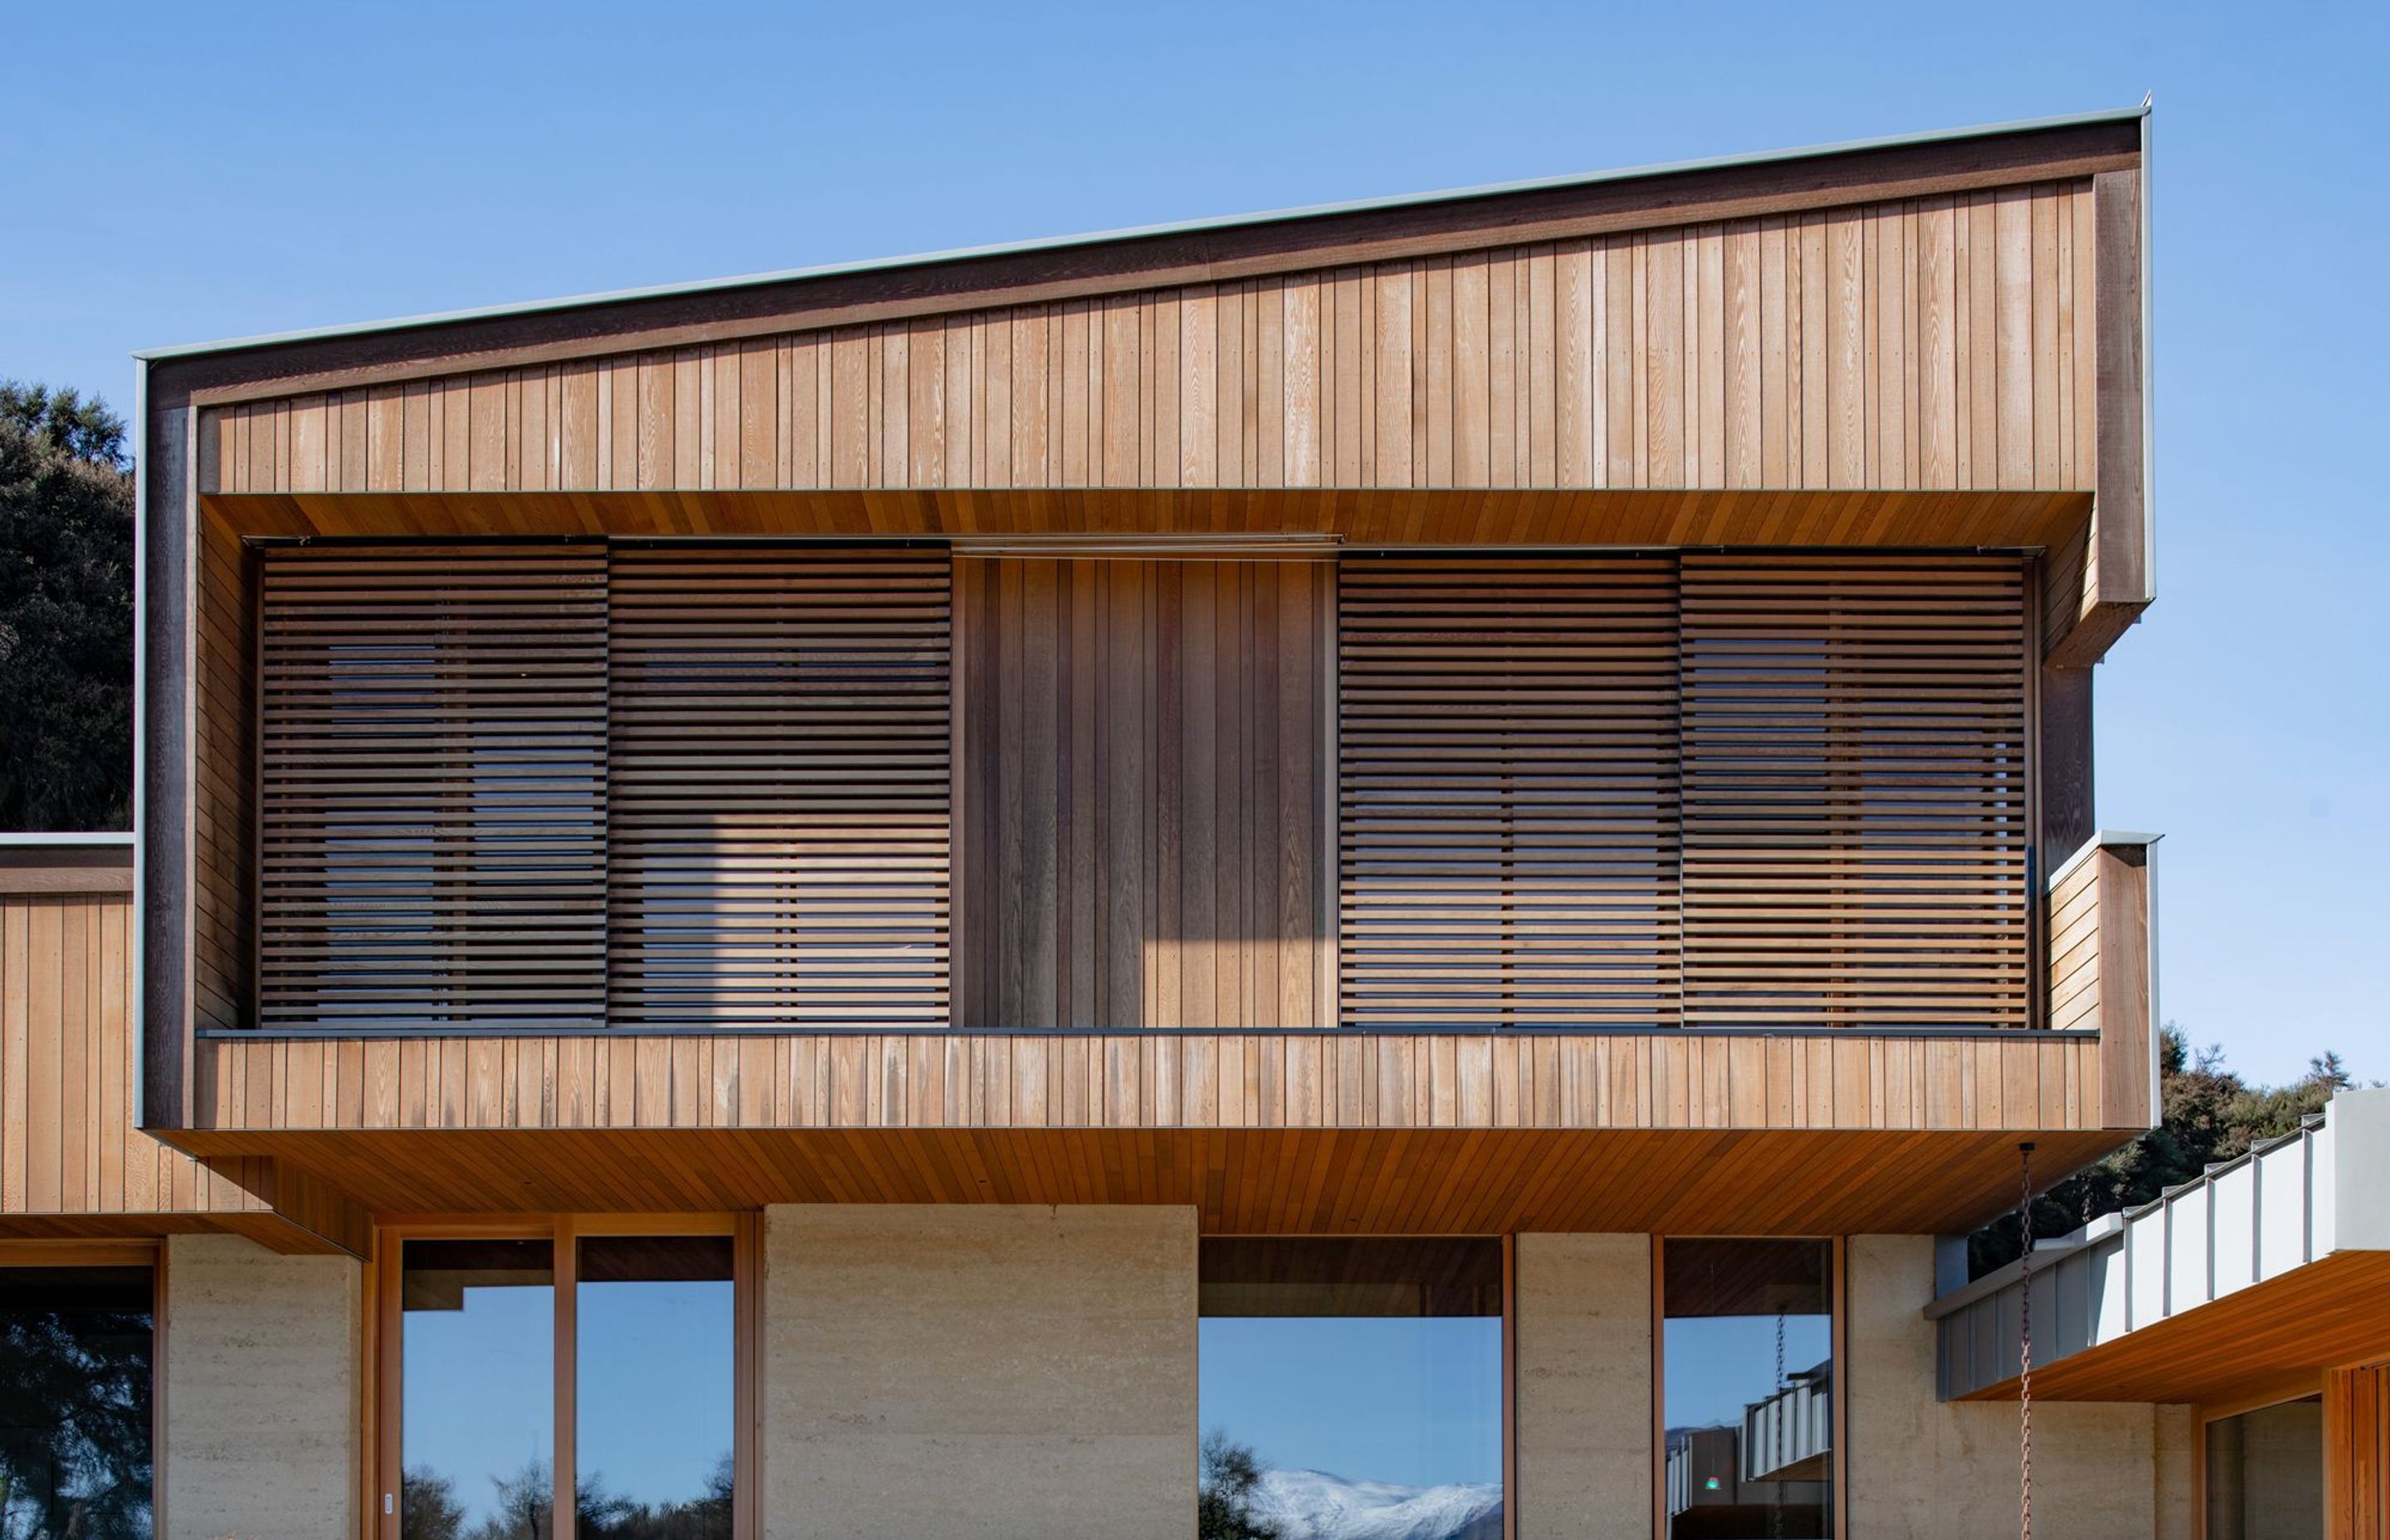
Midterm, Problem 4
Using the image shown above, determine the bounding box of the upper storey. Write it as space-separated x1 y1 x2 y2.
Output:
151 109 2150 660
132 111 2158 1171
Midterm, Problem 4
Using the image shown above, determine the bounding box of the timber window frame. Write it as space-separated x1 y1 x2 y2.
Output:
1195 1235 1510 1534
1651 1235 1848 1540
0 1240 162 1540
371 1215 759 1540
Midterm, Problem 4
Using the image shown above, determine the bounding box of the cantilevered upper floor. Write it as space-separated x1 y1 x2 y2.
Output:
84 109 2160 1242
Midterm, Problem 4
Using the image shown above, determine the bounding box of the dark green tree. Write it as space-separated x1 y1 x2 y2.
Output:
1198 1430 1280 1540
1971 1027 2362 1274
0 1282 152 1540
0 382 134 831
400 1465 468 1540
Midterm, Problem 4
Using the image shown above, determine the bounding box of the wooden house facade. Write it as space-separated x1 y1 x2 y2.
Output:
6 106 2380 1540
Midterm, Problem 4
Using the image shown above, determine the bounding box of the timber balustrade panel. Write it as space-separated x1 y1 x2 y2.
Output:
1337 557 1681 1027
607 548 952 1026
258 548 612 1029
1678 554 2031 1027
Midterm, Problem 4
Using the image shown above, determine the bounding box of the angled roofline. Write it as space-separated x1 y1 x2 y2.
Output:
137 105 2148 367
134 105 2147 410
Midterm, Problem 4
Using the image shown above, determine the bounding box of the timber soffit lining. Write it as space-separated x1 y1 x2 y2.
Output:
139 110 2143 407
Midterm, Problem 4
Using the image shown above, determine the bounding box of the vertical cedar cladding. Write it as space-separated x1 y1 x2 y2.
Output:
606 548 952 1026
1678 553 2031 1028
953 558 1332 1030
1337 558 1682 1028
257 547 610 1028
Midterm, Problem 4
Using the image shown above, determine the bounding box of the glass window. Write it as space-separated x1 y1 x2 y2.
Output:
576 1236 734 1539
2204 1396 2321 1540
1198 1238 1503 1540
0 1265 154 1540
401 1240 556 1540
1662 1238 1833 1539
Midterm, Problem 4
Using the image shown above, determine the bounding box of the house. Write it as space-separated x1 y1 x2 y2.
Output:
4 103 2383 1539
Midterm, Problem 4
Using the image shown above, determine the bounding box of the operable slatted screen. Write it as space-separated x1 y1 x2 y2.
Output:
261 543 950 1031
1679 554 2030 1028
607 549 951 1025
1339 553 2029 1030
1339 558 1682 1028
258 548 610 1028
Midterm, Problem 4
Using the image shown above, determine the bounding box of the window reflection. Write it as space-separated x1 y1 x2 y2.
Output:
575 1236 734 1540
401 1240 555 1540
2204 1396 2320 1540
1663 1238 1833 1539
1198 1239 1503 1540
0 1266 153 1540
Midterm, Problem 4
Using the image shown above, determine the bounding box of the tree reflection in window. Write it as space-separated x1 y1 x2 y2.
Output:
0 1265 153 1540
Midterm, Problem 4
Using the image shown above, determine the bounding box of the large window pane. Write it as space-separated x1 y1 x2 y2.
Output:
1199 1239 1502 1540
575 1236 734 1540
402 1240 555 1540
1663 1238 1833 1539
0 1266 153 1540
2205 1396 2321 1540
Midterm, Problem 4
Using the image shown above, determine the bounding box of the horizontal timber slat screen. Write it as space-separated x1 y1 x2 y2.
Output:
607 549 951 1025
1339 558 1681 1027
1337 553 2030 1029
259 544 952 1031
1678 554 2031 1027
253 544 2032 1033
258 548 611 1027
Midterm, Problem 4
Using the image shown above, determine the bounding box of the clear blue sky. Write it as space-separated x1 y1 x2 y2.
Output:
1202 1317 1502 1487
407 1275 731 1518
4 0 2383 1084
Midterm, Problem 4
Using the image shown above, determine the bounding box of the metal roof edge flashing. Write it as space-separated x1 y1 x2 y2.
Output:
135 105 2149 364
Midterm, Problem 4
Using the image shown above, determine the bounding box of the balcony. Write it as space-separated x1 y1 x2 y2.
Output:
115 539 2153 1236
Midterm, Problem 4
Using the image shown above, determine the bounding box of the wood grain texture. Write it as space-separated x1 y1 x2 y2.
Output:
189 1026 2105 1134
166 1120 2124 1238
2045 166 2151 667
954 557 1331 1028
2326 1359 2390 1540
198 186 2100 501
1959 1250 2390 1409
202 485 2094 550
607 548 952 1026
1679 554 2031 1028
194 505 255 1036
256 548 612 1029
0 880 363 1253
2047 839 2154 1128
1338 557 1681 1027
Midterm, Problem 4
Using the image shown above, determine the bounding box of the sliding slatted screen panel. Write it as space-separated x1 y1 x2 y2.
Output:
1339 558 1681 1028
607 548 952 1026
1679 554 2031 1028
257 546 609 1028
